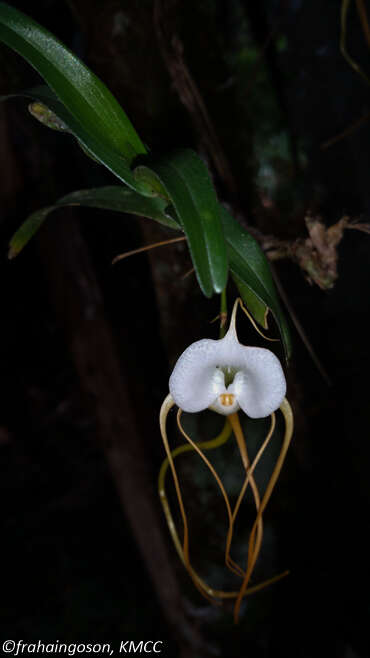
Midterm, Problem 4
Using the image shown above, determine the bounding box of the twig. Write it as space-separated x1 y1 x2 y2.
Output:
154 0 238 198
321 111 370 149
112 236 186 265
341 0 370 85
356 0 370 49
271 263 332 386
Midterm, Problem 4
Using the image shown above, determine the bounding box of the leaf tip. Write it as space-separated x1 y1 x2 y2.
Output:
8 244 18 260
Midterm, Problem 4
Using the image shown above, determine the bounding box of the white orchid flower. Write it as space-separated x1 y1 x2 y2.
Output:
158 298 293 624
169 299 286 418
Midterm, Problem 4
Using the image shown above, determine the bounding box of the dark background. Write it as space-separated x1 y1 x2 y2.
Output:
1 1 370 656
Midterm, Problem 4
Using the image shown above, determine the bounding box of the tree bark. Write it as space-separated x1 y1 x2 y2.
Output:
38 212 211 656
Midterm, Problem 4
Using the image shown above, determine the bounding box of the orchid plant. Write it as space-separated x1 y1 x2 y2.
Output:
0 3 294 623
0 2 291 359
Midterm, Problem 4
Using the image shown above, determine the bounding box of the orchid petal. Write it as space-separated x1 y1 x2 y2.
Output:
169 339 227 412
228 349 286 418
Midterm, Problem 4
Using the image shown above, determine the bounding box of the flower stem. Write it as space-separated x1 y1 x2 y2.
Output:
219 287 228 338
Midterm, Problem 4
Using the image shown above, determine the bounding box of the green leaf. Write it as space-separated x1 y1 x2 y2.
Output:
58 187 178 229
231 272 269 329
1 86 152 195
8 206 52 259
221 207 291 359
0 3 146 162
136 150 228 297
8 186 179 258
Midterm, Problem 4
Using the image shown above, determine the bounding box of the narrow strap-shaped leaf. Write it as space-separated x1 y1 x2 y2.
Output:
0 86 152 195
136 150 228 297
8 186 179 259
9 206 52 259
0 3 146 162
57 187 178 228
231 272 269 329
221 207 291 359
8 178 290 359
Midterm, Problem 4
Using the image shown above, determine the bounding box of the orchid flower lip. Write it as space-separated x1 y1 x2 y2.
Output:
169 301 286 419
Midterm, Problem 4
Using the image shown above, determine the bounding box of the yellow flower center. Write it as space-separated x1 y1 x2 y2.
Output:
219 393 235 407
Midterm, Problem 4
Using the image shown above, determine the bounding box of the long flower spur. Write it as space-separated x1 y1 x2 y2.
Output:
158 298 294 622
